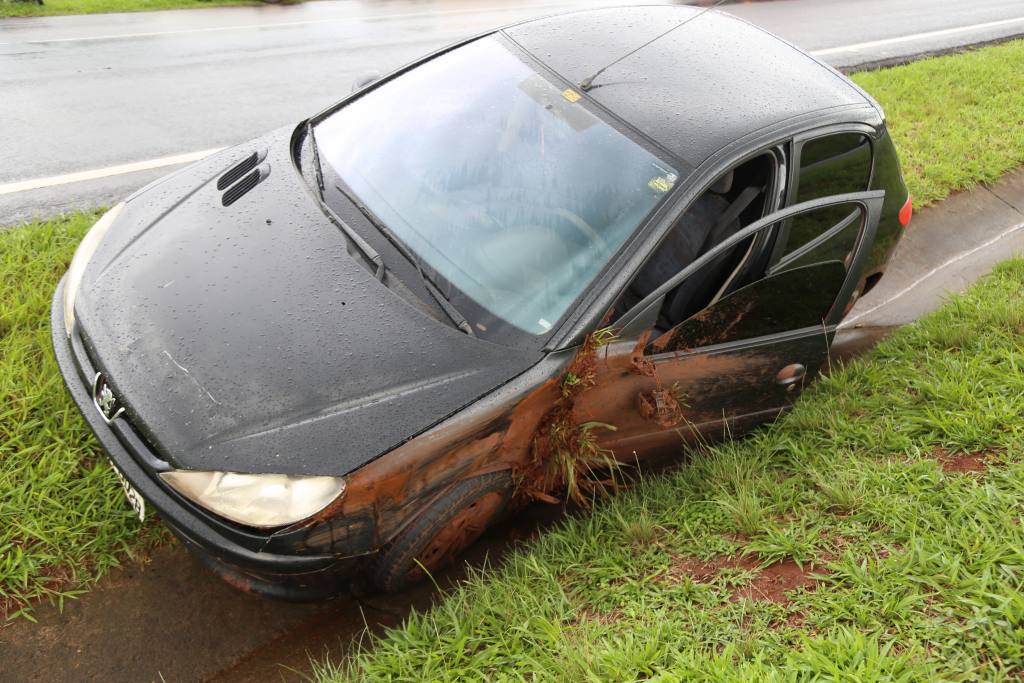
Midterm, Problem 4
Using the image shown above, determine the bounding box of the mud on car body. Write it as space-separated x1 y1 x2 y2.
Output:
52 6 910 598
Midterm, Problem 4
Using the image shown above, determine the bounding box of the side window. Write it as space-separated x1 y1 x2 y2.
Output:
651 202 869 354
651 260 847 353
784 133 872 255
614 152 777 328
795 133 872 202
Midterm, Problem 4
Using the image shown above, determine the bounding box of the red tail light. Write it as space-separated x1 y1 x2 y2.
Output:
898 194 913 227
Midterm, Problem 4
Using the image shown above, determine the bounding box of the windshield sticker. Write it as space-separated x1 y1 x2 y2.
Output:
561 88 582 103
538 318 552 331
648 173 677 193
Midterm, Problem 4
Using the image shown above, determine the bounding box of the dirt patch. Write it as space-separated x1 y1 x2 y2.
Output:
666 553 760 583
665 553 830 605
730 559 830 604
933 447 996 474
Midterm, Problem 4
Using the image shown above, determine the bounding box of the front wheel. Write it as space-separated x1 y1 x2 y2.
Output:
372 471 512 592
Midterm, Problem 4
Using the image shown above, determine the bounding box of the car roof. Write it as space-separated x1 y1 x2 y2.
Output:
504 6 878 168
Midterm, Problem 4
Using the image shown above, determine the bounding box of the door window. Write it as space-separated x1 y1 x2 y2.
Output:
591 192 883 449
651 258 848 353
623 196 882 354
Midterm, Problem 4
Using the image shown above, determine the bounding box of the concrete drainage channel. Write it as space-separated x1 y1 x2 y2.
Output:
834 167 1024 354
5 169 1024 682
0 503 564 682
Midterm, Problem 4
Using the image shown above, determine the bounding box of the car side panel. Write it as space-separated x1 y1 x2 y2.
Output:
864 127 909 277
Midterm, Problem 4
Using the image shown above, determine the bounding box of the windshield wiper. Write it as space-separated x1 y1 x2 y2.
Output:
306 120 326 196
334 183 475 337
304 123 385 280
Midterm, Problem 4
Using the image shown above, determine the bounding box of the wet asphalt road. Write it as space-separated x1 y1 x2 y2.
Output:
2 0 1024 224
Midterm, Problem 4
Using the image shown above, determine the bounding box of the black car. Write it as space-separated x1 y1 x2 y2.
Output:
52 5 911 598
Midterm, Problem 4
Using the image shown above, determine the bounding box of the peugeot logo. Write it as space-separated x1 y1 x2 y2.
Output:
92 373 125 424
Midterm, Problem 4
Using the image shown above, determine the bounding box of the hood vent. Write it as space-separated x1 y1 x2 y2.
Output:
217 152 259 190
222 169 261 206
217 149 269 207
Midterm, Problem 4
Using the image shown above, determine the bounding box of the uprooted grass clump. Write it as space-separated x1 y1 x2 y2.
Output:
317 259 1024 680
520 326 621 505
0 211 167 621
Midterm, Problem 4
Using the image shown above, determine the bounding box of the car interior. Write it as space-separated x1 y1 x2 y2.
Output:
615 153 778 334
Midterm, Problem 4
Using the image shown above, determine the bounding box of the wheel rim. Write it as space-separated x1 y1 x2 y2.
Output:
405 491 505 584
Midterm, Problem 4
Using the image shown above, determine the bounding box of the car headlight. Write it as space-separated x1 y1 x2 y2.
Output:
63 202 125 336
159 470 346 528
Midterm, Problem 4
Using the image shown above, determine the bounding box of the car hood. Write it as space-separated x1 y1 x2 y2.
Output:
74 127 539 476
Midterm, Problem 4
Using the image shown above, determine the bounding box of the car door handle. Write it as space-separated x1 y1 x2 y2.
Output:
775 363 806 387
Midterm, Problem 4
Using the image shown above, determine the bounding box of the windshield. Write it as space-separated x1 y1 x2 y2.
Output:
315 37 679 336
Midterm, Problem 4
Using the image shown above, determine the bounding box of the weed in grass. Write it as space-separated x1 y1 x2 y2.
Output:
746 524 821 568
716 483 769 537
611 505 663 549
813 467 866 514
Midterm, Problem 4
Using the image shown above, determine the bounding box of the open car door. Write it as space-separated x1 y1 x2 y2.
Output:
575 190 885 458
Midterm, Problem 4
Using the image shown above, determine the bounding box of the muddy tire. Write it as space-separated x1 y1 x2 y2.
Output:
372 471 513 593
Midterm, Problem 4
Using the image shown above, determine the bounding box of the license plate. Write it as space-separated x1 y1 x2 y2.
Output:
110 462 145 522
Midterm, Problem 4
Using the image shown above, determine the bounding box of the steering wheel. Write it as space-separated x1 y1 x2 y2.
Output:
544 207 607 252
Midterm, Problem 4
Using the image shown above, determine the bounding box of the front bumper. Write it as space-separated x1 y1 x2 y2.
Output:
50 276 362 600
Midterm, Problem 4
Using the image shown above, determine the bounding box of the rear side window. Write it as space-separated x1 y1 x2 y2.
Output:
785 133 872 254
795 133 872 203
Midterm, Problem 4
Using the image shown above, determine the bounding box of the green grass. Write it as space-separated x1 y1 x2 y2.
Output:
0 211 166 621
2 38 1024 625
853 40 1024 209
317 259 1024 681
0 0 258 18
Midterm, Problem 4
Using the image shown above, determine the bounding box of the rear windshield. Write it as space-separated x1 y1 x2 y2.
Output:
315 37 678 335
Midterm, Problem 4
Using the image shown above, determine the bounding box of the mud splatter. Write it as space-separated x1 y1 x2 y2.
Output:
520 328 621 505
637 388 683 428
